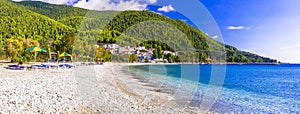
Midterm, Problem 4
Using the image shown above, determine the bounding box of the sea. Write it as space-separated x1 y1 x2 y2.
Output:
128 64 300 113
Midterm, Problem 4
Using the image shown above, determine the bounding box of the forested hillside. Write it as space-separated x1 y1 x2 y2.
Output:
0 0 74 40
0 0 76 61
97 10 276 63
0 0 277 63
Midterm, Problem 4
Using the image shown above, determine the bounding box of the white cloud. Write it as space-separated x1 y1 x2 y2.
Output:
157 4 176 12
74 0 141 10
76 0 157 10
148 0 157 4
227 26 248 30
155 12 162 15
181 19 187 22
13 0 157 11
211 35 219 39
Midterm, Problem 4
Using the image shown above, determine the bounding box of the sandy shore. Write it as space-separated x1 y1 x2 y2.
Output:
0 63 202 113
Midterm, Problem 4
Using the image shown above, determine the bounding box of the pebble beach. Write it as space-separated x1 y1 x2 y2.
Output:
0 63 201 113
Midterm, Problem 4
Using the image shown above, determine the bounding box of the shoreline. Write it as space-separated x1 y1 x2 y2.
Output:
104 62 281 66
0 63 203 113
0 61 283 68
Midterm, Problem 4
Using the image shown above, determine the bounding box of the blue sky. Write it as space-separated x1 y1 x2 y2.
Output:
13 0 300 63
197 0 300 63
151 0 300 63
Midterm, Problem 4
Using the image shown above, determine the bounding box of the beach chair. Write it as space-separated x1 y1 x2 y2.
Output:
6 64 29 70
59 64 74 69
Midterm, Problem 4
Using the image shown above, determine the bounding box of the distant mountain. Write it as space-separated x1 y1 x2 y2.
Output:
0 0 277 63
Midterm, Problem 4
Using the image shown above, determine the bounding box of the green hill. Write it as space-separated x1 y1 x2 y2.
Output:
0 0 76 61
0 0 277 63
0 0 74 45
97 10 277 63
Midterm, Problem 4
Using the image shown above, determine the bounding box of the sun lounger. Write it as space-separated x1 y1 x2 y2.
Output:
59 64 74 68
6 64 30 70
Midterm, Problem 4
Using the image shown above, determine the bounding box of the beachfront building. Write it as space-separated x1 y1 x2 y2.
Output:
103 44 120 54
163 50 177 56
103 44 178 63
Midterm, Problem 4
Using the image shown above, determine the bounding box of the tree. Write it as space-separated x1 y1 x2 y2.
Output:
198 52 207 62
94 46 111 62
4 38 39 62
165 53 172 63
227 56 235 62
156 46 162 59
235 54 250 63
256 58 263 63
0 35 3 58
53 33 75 53
129 54 138 63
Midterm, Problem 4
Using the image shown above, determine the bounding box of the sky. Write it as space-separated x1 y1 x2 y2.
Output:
12 0 300 63
199 0 300 63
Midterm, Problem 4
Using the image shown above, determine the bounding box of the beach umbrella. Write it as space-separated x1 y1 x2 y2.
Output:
26 46 47 62
59 52 72 61
59 52 72 57
26 46 47 53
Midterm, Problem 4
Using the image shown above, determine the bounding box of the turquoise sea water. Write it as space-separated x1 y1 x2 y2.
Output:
129 64 300 113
